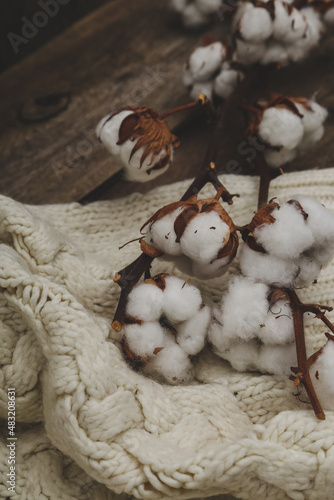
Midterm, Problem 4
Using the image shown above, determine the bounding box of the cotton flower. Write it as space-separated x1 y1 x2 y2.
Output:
183 42 245 101
239 197 334 286
96 106 180 182
208 277 296 375
233 0 325 65
247 95 328 168
140 195 239 279
122 274 211 384
171 0 222 27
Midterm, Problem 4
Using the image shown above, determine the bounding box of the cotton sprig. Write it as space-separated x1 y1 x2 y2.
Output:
122 273 210 384
239 196 334 287
171 0 223 27
183 40 245 101
140 194 239 279
233 1 324 65
96 106 180 182
246 95 328 168
209 277 296 375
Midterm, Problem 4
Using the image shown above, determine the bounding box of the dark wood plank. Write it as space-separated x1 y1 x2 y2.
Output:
0 0 201 204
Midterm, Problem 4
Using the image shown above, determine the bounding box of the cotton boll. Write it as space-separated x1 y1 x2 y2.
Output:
126 283 164 321
144 342 194 384
180 211 230 264
177 305 211 355
264 147 297 168
214 63 244 99
163 276 203 322
259 107 304 150
238 5 273 42
96 110 133 156
261 41 289 65
183 3 210 27
239 244 298 286
257 343 296 376
298 126 325 150
223 340 261 372
191 254 231 279
145 207 184 256
296 101 328 134
253 203 315 259
216 277 269 343
286 8 323 61
188 42 226 82
235 39 266 64
190 81 214 101
124 321 166 358
208 309 232 354
258 300 294 345
309 340 334 410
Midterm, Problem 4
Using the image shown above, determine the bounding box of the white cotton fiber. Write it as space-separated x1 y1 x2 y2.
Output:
183 65 194 87
124 321 166 358
273 3 307 42
163 276 202 322
254 202 315 259
258 300 294 345
264 147 297 168
126 282 164 321
296 101 328 134
121 143 171 182
309 340 334 410
324 7 334 24
170 0 187 13
259 107 304 150
190 81 214 101
214 63 243 99
146 207 184 256
294 254 322 286
261 41 289 65
239 244 298 286
196 0 222 14
239 5 273 42
257 343 296 376
208 310 232 354
177 305 211 355
291 195 334 242
191 254 231 279
298 126 325 150
96 110 133 156
235 39 265 64
188 42 226 81
223 340 261 372
216 277 269 342
144 342 194 384
286 8 323 62
180 211 230 264
183 3 209 27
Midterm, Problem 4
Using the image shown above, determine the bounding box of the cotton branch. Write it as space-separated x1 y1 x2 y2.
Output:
286 289 334 420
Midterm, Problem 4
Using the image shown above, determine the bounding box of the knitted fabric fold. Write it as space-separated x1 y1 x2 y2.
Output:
0 169 334 500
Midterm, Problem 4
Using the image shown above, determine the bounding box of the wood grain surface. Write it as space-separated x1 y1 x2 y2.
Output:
0 0 333 207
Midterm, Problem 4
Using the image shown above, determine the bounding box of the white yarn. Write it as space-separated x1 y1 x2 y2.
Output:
1 169 334 499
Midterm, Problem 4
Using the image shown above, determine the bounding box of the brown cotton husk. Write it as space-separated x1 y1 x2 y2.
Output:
117 106 180 170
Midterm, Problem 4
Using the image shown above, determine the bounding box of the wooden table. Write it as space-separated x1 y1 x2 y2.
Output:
0 0 333 207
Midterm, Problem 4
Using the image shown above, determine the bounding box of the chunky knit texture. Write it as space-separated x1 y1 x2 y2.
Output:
1 169 334 500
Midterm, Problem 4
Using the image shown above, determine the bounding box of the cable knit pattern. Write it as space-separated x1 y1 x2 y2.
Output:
0 169 334 499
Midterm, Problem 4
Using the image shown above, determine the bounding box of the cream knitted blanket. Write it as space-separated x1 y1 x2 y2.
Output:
1 170 334 500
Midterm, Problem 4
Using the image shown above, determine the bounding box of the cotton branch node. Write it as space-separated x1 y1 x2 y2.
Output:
96 106 180 182
140 195 239 279
121 274 211 384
